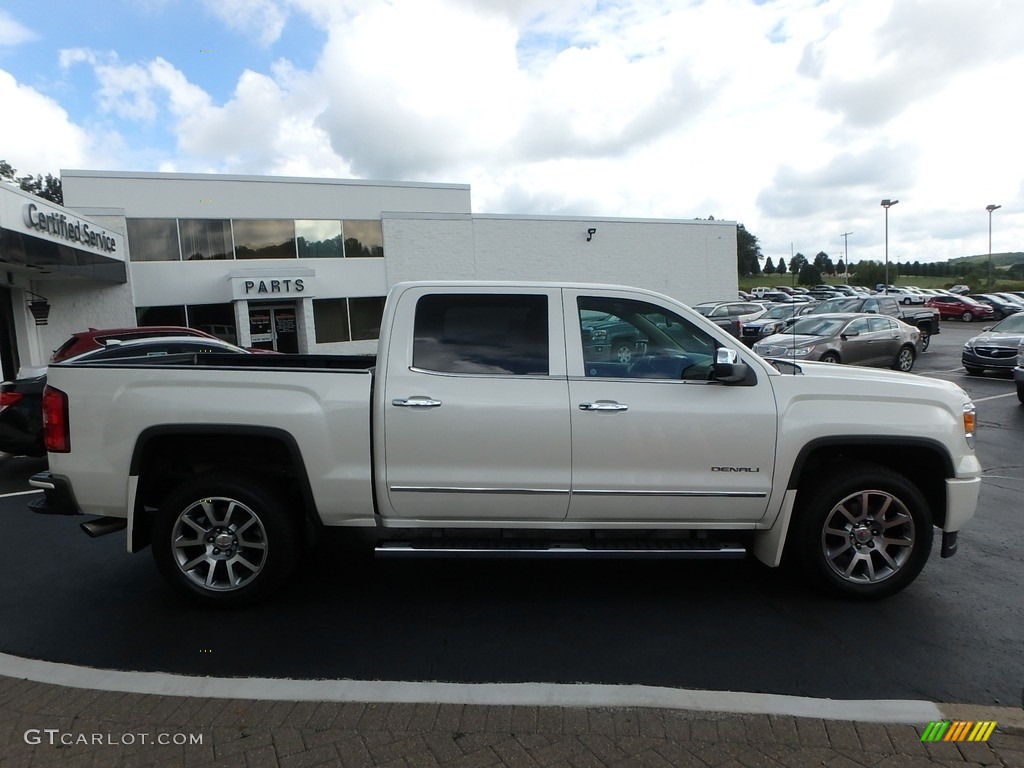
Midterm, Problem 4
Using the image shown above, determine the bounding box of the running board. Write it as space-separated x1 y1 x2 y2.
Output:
375 539 747 560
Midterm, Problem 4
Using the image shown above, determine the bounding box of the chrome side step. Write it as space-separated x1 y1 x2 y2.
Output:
375 539 747 560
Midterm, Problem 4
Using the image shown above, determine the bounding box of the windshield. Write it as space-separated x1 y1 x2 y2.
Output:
811 298 860 313
788 317 847 336
765 305 796 319
991 314 1024 333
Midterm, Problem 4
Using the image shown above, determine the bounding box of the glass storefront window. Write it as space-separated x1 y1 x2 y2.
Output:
127 219 180 261
136 305 187 326
233 219 296 260
187 303 237 343
313 299 350 343
296 220 343 259
342 220 384 258
349 297 386 340
179 220 232 260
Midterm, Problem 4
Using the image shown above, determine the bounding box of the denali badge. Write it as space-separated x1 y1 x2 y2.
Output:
711 466 761 472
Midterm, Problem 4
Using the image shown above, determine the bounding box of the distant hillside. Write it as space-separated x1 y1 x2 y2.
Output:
949 252 1024 267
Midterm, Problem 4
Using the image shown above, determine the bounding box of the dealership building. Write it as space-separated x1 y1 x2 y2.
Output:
1 170 737 379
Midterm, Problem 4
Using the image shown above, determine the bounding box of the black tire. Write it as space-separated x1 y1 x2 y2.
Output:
961 311 973 322
901 297 912 305
819 351 841 364
151 471 299 606
993 311 1004 321
892 345 915 372
965 366 984 376
791 462 933 599
918 328 930 352
1017 384 1024 405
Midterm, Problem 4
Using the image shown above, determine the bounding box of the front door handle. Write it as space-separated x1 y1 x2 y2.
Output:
579 400 629 412
393 396 442 408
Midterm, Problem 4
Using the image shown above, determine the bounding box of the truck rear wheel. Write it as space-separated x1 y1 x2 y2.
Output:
151 472 298 606
792 463 932 599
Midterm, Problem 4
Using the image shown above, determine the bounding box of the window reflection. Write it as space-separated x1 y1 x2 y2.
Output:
342 220 384 258
414 294 548 375
233 219 296 260
296 220 343 259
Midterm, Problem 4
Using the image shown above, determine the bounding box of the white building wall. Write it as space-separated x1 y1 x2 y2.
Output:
383 214 737 307
62 171 472 219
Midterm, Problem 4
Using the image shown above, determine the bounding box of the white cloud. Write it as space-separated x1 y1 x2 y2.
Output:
0 69 92 175
200 0 290 47
0 10 34 47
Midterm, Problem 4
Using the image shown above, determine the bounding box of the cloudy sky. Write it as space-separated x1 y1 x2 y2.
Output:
1 0 1021 267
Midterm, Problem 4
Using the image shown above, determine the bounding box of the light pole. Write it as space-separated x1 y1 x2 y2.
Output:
881 199 898 289
841 231 852 283
986 204 1001 289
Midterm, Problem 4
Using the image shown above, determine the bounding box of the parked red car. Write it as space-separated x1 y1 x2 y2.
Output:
924 295 996 322
49 326 217 363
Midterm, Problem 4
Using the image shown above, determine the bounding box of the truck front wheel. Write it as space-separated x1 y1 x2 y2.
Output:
918 328 930 352
151 472 298 606
792 463 932 599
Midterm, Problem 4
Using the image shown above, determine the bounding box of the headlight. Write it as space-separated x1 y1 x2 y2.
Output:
591 329 607 340
789 347 813 357
963 341 973 350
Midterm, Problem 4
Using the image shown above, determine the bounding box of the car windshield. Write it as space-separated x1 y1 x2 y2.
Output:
788 317 847 336
991 314 1024 333
765 305 795 319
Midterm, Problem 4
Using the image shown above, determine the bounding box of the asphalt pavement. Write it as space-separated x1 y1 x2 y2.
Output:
2 322 1023 765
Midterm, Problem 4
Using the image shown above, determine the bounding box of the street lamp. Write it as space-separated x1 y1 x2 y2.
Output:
881 199 899 289
841 231 852 283
986 204 1001 289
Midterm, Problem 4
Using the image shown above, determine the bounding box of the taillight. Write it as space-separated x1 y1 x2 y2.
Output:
42 385 70 453
0 391 23 411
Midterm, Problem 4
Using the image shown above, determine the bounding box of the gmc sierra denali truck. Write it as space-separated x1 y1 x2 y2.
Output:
32 282 982 606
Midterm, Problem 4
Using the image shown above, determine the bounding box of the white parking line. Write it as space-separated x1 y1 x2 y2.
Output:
0 489 43 499
973 392 1019 403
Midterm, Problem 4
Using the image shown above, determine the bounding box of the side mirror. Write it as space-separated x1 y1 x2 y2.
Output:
713 348 750 383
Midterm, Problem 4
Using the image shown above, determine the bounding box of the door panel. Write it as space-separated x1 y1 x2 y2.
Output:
382 290 571 522
564 290 777 523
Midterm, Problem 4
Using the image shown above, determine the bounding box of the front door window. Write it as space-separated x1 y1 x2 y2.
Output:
248 304 298 352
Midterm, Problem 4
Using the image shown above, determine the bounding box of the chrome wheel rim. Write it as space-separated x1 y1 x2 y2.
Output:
616 345 633 364
171 497 268 592
897 349 914 371
821 489 915 584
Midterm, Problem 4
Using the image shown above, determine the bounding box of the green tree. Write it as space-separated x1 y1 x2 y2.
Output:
799 263 821 286
736 223 762 276
836 258 846 275
763 256 775 274
777 258 787 275
0 160 63 204
813 251 833 275
789 252 808 276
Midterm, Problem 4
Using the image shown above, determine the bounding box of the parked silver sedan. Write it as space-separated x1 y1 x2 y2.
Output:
753 313 920 371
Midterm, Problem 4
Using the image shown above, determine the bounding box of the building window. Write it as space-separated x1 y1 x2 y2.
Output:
233 219 296 260
127 219 180 261
179 219 232 260
296 220 343 259
342 220 384 258
187 303 237 343
350 297 386 340
413 294 549 375
313 299 350 343
137 305 187 327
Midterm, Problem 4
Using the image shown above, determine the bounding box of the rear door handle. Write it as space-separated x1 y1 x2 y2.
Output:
579 400 629 412
392 396 442 408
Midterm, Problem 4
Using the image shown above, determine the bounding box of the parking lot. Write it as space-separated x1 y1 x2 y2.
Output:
0 321 1021 710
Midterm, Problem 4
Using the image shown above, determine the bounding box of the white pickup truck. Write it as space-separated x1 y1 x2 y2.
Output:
33 282 982 605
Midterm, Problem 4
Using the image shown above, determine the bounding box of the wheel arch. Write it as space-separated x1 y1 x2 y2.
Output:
785 437 952 528
128 424 322 553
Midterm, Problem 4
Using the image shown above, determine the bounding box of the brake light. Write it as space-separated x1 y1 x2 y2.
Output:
42 385 70 453
0 391 22 411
